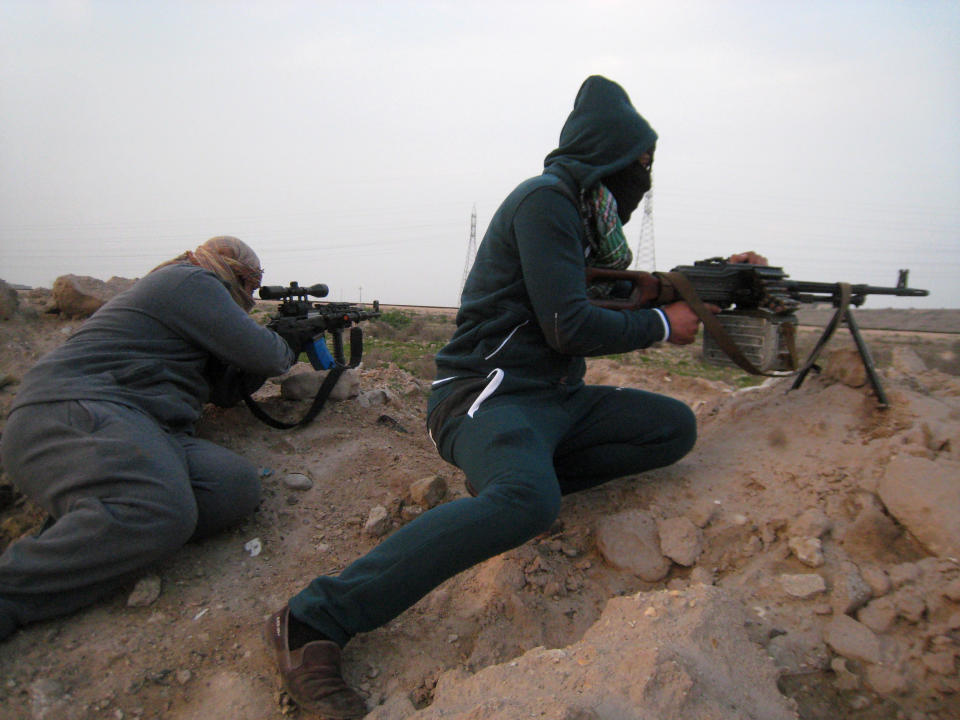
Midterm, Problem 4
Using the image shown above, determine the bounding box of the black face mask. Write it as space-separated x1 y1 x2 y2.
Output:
602 160 652 224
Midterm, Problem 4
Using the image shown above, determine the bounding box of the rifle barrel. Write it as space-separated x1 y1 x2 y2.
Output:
786 280 929 298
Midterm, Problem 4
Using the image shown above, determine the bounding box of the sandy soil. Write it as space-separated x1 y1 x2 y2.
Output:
1 290 959 720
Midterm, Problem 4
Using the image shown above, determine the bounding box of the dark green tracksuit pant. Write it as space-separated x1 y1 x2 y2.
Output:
289 380 696 647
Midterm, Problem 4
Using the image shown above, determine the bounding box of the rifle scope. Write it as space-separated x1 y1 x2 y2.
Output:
258 282 330 300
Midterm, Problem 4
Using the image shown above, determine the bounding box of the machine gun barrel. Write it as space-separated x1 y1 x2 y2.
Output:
784 276 929 307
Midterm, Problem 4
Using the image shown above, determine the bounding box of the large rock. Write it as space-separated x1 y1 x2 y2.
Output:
596 510 671 582
878 456 960 558
0 279 18 320
279 367 360 401
52 274 135 318
366 585 798 720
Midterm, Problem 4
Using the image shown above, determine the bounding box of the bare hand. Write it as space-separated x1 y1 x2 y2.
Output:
728 251 768 266
663 301 720 345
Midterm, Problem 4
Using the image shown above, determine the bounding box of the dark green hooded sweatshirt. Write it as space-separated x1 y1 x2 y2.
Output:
433 76 664 388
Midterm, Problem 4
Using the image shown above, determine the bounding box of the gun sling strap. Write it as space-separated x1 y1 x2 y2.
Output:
241 364 346 430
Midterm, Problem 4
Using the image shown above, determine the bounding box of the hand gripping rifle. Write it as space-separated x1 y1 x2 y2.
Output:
243 281 381 429
586 258 929 407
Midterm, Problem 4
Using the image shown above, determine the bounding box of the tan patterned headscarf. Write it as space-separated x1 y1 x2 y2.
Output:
151 236 263 311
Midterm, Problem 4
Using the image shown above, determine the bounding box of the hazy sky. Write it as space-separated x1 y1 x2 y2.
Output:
1 1 958 308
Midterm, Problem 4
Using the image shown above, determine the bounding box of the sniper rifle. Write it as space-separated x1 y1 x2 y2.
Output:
244 281 381 428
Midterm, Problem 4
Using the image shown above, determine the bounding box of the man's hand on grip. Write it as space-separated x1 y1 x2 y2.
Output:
276 327 314 356
662 301 720 345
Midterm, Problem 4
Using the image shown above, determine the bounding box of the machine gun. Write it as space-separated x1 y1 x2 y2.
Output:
586 258 929 407
244 281 381 429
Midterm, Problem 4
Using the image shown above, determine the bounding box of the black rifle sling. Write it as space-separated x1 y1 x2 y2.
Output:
662 271 794 377
242 365 345 430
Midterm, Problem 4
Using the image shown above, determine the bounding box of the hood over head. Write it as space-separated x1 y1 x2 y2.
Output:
544 76 657 193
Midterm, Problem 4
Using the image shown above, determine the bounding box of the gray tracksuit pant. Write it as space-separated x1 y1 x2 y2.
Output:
0 399 259 630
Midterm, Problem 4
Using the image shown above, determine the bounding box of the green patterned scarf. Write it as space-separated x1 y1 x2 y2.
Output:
583 183 632 298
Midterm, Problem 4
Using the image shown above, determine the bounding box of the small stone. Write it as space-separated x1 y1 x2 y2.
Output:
942 577 960 602
788 536 824 568
790 508 833 539
780 573 827 599
922 651 957 675
376 414 408 432
358 388 396 408
831 658 860 691
364 506 391 537
860 566 891 598
865 663 910 695
175 669 192 685
847 694 872 711
892 588 926 623
830 561 872 615
688 500 719 528
282 473 313 491
688 567 714 586
127 575 162 607
888 562 920 588
244 538 262 557
857 597 897 634
841 502 902 561
400 504 423 522
409 476 447 509
823 615 881 665
766 630 830 675
657 516 703 567
29 677 65 704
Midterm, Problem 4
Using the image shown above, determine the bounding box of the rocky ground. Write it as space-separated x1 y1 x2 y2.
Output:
1 280 959 720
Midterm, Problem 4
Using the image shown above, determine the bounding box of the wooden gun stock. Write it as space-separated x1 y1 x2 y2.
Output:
584 267 662 310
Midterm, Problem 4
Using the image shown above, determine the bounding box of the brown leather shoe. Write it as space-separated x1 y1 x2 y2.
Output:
264 606 366 719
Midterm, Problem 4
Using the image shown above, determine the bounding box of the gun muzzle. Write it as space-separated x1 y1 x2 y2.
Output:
259 283 330 300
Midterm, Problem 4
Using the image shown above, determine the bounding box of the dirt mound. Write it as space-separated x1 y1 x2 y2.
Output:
1 292 958 720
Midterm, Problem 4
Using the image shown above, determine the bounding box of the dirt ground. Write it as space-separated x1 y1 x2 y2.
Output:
1 288 959 720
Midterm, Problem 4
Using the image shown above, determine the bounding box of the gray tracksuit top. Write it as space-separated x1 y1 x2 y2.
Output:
10 264 294 432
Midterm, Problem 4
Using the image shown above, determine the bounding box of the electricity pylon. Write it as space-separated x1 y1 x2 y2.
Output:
633 190 656 271
460 204 478 294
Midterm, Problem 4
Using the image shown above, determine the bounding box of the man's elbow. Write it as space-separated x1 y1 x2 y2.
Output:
545 310 599 355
